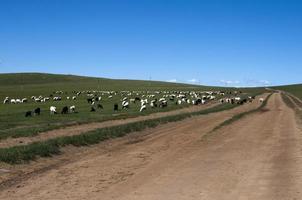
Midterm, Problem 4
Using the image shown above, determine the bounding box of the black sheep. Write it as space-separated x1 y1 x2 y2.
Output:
87 98 93 104
114 103 118 111
34 107 41 115
61 106 69 114
25 111 32 117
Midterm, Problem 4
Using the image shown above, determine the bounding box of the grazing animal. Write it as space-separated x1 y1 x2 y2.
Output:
25 111 32 117
140 104 147 112
196 98 202 104
53 96 62 101
122 101 129 109
70 105 76 113
114 103 119 111
259 98 264 103
61 106 69 114
34 98 41 102
159 100 168 108
3 98 9 104
97 104 103 109
34 107 41 115
22 98 28 103
235 97 241 101
50 106 57 114
87 98 93 104
90 107 96 112
150 100 157 108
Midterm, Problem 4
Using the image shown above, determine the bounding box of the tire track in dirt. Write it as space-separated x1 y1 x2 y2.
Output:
94 92 302 200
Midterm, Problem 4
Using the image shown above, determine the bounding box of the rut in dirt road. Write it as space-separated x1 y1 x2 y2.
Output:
1 93 301 200
96 92 302 200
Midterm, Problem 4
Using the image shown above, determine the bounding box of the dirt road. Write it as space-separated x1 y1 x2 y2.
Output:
1 92 301 199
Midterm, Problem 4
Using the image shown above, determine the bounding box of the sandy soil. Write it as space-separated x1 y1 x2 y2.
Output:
1 92 301 200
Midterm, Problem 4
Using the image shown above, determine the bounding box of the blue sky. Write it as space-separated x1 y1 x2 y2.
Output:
0 0 302 87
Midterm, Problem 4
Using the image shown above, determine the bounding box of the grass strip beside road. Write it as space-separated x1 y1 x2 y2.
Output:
209 93 273 133
0 102 240 164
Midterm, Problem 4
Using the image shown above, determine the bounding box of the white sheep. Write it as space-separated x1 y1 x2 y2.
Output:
141 99 148 106
70 105 76 113
35 98 41 102
3 97 9 104
50 106 57 114
140 104 147 112
150 100 157 107
122 101 129 109
235 97 241 101
22 98 28 103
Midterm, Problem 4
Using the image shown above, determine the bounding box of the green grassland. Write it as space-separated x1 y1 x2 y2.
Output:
0 102 239 164
0 73 266 140
274 84 302 100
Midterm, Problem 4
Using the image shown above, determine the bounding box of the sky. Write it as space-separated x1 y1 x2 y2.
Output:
0 0 302 87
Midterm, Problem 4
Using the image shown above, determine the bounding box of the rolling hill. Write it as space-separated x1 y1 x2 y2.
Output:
0 73 224 99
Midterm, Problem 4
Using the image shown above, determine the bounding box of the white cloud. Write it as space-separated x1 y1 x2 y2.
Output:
259 80 271 85
219 80 240 85
166 79 177 83
187 78 199 83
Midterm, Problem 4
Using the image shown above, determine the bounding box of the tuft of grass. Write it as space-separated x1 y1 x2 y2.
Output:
0 102 240 164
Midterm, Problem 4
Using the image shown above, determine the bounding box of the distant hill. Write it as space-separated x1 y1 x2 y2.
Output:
0 73 222 98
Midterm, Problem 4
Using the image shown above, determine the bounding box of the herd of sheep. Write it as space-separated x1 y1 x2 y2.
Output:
2 89 256 117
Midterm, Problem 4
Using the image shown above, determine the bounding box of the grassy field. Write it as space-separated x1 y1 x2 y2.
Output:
274 84 302 100
0 73 266 140
0 102 240 164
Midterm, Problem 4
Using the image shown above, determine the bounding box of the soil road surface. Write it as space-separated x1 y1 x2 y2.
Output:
1 92 302 199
